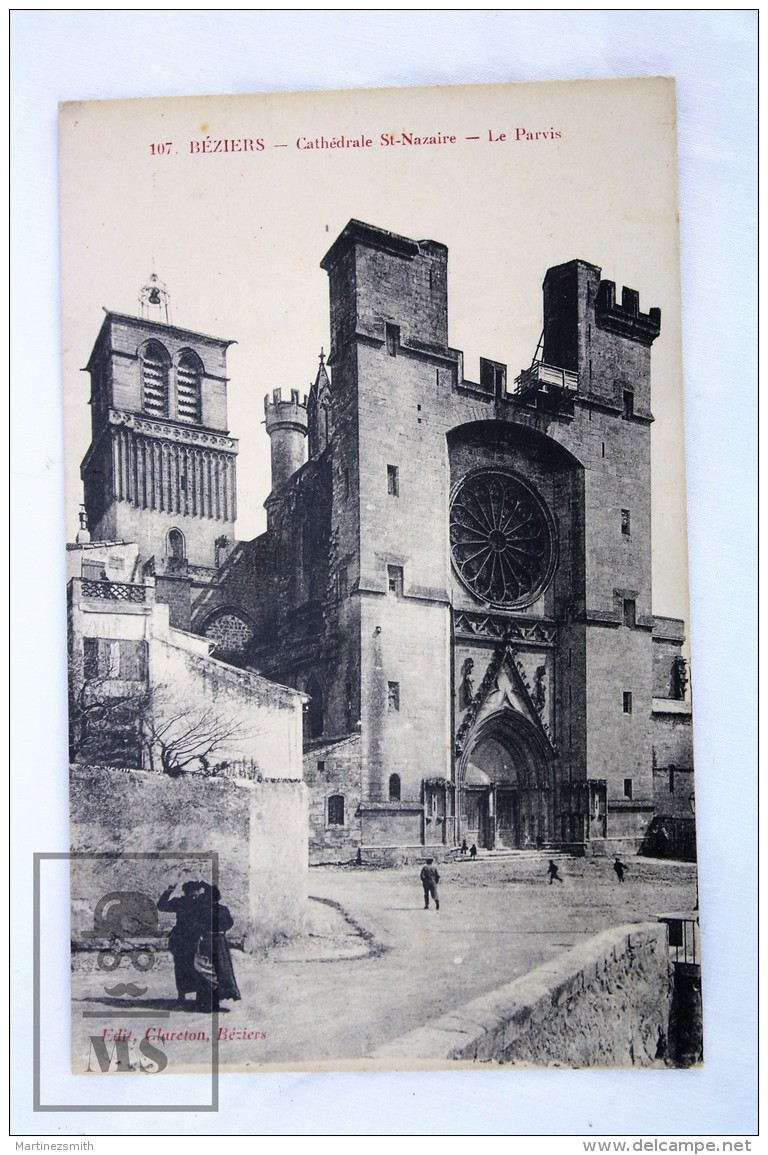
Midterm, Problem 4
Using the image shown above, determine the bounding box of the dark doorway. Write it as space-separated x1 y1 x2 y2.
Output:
461 713 552 849
496 788 519 848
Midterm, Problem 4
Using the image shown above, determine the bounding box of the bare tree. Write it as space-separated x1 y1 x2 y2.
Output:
68 657 148 766
140 684 256 778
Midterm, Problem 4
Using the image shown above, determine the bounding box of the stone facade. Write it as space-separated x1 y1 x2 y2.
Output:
303 734 364 862
196 221 693 858
78 221 695 861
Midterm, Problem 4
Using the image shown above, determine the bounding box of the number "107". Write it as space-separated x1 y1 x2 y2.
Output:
150 142 173 155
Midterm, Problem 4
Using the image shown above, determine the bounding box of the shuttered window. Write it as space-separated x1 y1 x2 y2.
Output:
176 352 202 424
141 342 169 416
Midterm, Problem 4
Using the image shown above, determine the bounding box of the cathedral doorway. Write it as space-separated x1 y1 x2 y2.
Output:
460 716 552 850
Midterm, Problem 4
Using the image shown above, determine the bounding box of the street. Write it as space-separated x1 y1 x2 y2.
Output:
72 854 697 1070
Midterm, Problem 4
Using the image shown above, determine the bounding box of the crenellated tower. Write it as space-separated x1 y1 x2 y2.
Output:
199 220 689 861
542 259 660 416
264 388 309 491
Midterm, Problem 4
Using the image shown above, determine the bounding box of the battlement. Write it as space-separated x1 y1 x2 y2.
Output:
595 280 661 346
264 389 308 491
540 259 661 415
264 388 309 433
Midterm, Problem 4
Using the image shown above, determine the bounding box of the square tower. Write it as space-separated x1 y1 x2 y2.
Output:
80 308 238 578
319 222 455 849
204 220 690 861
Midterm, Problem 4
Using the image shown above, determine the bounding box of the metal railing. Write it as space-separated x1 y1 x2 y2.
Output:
658 915 700 966
81 579 146 603
514 360 579 397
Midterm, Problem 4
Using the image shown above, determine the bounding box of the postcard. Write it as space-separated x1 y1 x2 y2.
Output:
57 77 699 1081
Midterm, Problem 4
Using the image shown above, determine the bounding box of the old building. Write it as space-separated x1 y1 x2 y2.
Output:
66 539 309 950
80 276 239 632
78 223 694 861
66 539 305 779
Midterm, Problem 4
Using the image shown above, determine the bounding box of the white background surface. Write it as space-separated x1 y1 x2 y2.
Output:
10 10 757 1139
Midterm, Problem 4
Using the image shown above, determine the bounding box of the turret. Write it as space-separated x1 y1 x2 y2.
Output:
264 388 309 490
542 260 660 416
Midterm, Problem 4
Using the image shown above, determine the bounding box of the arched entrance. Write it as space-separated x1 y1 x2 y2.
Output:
460 714 553 849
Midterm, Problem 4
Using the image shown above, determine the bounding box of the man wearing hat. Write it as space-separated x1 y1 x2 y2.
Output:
420 859 440 910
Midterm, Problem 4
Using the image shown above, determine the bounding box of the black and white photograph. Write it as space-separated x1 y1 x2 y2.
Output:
11 11 756 1140
60 78 700 1073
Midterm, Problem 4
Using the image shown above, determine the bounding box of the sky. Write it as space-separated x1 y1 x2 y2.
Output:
59 77 688 622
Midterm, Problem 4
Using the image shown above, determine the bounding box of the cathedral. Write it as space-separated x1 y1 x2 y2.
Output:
78 220 694 862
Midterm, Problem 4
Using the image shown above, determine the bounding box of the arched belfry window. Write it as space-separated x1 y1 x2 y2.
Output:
168 528 185 560
141 341 170 417
389 773 401 802
176 350 202 424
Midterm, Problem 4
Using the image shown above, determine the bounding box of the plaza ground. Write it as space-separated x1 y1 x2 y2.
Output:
72 853 697 1070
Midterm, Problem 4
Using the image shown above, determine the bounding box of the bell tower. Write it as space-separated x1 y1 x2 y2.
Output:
80 277 239 579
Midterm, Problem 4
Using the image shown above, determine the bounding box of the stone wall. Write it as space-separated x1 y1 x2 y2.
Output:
652 707 695 772
70 763 308 953
372 922 670 1066
303 734 363 862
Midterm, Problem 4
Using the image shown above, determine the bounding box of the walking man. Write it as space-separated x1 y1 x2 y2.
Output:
547 859 563 884
613 856 627 883
420 859 440 910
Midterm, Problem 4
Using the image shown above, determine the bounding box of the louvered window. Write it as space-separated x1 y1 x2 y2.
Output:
176 352 201 424
141 342 169 416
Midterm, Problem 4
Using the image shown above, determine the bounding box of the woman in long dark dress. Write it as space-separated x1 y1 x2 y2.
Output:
157 880 203 1007
192 883 241 1012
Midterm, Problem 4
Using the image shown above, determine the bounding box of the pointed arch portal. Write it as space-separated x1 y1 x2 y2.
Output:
460 712 553 849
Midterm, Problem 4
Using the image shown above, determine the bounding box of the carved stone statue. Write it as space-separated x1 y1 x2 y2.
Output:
459 658 475 711
532 664 547 712
672 655 688 701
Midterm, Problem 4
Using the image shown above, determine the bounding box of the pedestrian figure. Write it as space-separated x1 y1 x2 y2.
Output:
420 859 440 910
613 856 627 883
547 859 563 884
191 883 241 1012
469 843 477 860
157 880 204 1007
460 839 468 855
536 833 544 850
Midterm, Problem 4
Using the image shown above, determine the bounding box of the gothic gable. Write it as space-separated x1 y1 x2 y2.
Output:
455 644 555 756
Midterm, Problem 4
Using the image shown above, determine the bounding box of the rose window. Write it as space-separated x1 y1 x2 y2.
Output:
450 470 556 608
